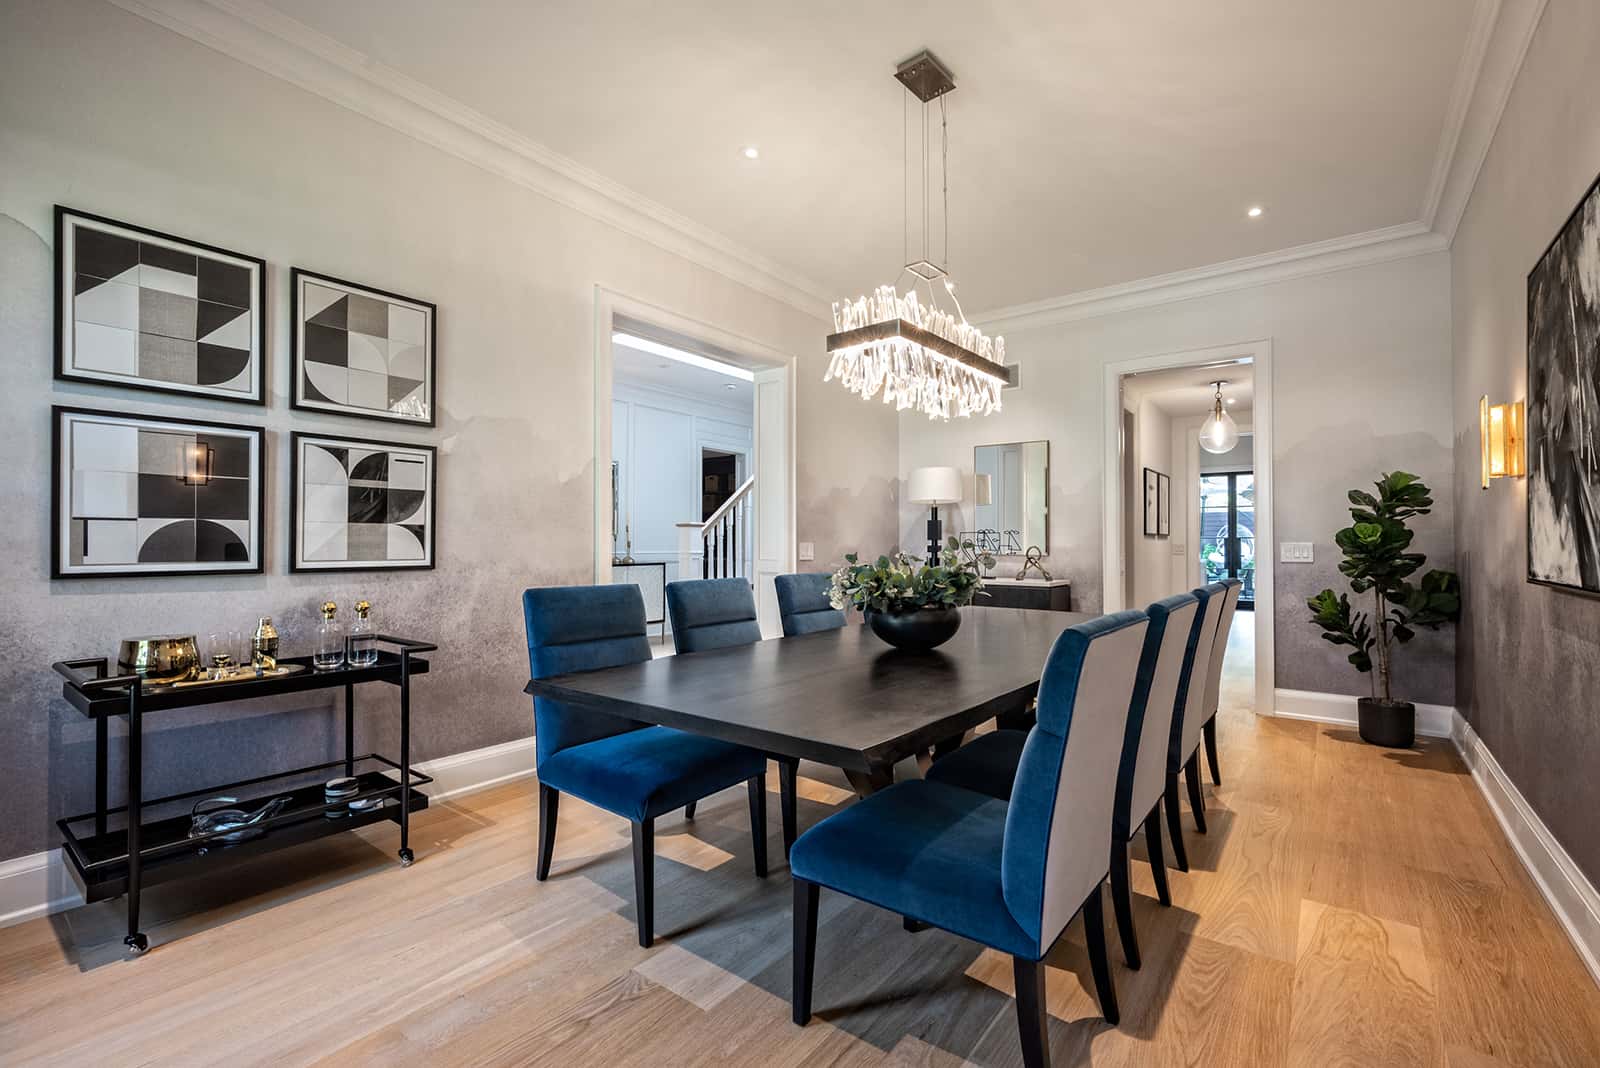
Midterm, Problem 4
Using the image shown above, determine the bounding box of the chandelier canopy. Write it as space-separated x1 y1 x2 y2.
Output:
824 50 1010 420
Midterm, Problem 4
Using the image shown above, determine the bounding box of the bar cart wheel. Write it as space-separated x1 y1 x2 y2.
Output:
125 932 148 955
398 847 415 867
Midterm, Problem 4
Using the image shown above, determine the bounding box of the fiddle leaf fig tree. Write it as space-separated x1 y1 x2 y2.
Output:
1306 471 1460 703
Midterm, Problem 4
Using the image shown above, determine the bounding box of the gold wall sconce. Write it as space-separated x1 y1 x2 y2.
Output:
1479 395 1524 488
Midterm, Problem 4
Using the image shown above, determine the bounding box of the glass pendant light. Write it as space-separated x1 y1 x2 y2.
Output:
1200 380 1239 454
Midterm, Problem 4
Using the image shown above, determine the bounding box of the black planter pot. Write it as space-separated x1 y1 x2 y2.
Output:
1357 698 1415 748
864 606 962 652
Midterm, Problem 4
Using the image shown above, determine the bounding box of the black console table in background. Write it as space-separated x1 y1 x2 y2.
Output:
52 634 435 956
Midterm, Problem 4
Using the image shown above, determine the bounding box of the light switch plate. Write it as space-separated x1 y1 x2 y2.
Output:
1280 541 1314 563
1171 542 1186 557
798 542 815 562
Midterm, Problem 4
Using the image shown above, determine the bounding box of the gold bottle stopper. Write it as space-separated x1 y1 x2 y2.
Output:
354 600 372 618
321 601 338 620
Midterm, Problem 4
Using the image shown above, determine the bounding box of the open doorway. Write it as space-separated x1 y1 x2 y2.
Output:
593 289 796 642
1104 341 1273 717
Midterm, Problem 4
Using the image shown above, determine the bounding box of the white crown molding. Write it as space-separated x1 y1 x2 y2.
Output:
975 223 1448 334
109 0 1546 338
1419 0 1502 229
1425 0 1550 241
105 0 834 321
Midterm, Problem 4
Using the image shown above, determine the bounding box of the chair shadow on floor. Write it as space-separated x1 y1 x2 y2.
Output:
550 778 1200 1065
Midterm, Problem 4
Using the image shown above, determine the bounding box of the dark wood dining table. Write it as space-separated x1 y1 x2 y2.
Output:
523 605 1092 797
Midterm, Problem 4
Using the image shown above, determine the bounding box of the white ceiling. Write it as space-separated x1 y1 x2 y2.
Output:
1123 361 1254 417
613 339 754 411
259 0 1476 315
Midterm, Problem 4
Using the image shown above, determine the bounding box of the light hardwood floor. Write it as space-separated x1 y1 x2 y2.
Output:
3 614 1598 1066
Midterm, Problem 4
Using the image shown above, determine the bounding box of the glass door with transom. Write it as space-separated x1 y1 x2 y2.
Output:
1200 472 1254 609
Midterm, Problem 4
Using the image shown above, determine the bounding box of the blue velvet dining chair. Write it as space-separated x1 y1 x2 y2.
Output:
789 611 1150 1065
926 592 1200 971
524 583 771 948
1163 582 1227 871
774 572 846 637
666 577 801 857
1198 579 1242 787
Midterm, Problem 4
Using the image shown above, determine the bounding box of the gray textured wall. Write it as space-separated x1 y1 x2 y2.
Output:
0 1 897 862
1451 0 1600 884
898 251 1457 703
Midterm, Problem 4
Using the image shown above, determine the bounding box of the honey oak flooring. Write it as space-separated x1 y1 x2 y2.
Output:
3 614 1598 1066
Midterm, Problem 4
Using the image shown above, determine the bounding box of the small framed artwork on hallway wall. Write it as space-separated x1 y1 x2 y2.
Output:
290 431 436 572
1143 467 1170 537
51 406 265 578
290 269 436 427
54 207 266 404
1527 170 1600 596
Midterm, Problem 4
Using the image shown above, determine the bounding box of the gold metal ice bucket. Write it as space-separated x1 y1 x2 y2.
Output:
117 635 200 683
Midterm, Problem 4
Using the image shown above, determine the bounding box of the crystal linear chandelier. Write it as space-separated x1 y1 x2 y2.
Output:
825 50 1010 420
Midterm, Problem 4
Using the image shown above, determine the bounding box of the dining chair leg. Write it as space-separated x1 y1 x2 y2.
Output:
748 774 769 878
631 818 655 948
1082 882 1120 1026
1202 715 1222 786
777 757 799 859
1109 837 1140 970
792 877 819 1026
1143 806 1172 906
1164 777 1189 872
1185 753 1208 834
684 800 696 820
1011 955 1051 1068
536 784 559 881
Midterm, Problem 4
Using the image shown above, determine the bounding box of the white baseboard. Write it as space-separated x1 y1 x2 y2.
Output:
1451 712 1600 988
1272 687 1455 738
0 736 537 931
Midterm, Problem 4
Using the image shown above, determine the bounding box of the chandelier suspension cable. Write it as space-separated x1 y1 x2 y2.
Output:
941 92 949 269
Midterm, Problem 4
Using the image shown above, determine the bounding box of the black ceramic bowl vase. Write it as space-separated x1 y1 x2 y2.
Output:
864 606 962 652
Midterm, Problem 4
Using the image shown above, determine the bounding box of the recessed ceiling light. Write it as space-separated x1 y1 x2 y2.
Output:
1247 206 1264 218
1226 398 1236 405
742 146 760 160
724 383 737 391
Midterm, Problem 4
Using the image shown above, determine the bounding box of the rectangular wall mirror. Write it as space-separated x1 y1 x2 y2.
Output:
972 440 1048 555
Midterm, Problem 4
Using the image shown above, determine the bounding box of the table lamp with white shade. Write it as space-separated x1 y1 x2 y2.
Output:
908 466 963 560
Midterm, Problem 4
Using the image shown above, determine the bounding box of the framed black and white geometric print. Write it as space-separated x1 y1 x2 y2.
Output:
290 269 436 427
290 431 436 572
55 208 265 404
1527 170 1600 596
52 406 264 579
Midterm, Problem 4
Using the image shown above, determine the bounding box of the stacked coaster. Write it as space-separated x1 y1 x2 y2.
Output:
324 776 360 818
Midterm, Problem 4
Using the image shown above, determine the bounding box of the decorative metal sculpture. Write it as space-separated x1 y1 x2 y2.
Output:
1016 546 1052 581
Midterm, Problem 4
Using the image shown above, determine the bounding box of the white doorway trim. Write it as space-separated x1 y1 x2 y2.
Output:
592 287 797 620
1102 339 1275 718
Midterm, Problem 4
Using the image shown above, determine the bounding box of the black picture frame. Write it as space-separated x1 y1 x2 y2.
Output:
1526 169 1600 599
51 404 266 579
1143 466 1161 536
54 207 267 405
1157 472 1171 537
289 267 437 428
289 429 437 573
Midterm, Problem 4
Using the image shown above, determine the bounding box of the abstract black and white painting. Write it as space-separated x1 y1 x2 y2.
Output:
55 208 265 403
291 432 436 572
291 269 436 427
52 406 264 578
1528 171 1600 595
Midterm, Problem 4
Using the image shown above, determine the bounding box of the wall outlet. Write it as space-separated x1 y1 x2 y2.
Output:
798 541 815 562
1280 541 1314 563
